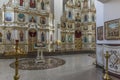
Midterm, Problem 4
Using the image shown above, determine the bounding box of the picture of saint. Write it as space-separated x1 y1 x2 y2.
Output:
97 27 103 40
40 17 46 24
68 35 72 42
75 23 80 27
75 30 81 38
83 26 88 30
68 23 72 28
30 0 36 8
68 11 72 19
20 0 24 6
19 30 24 41
5 12 12 22
29 16 36 23
0 32 2 42
75 13 81 22
41 32 45 42
83 0 88 8
7 30 11 41
18 13 25 22
29 29 37 37
61 22 66 28
76 0 81 7
84 36 87 42
84 15 88 22
61 35 65 42
41 0 45 10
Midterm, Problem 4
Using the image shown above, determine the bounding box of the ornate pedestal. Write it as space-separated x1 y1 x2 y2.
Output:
34 42 46 63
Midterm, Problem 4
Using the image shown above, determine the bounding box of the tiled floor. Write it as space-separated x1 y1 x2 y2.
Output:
0 54 119 80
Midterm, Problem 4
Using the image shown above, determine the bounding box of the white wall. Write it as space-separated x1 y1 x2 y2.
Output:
96 0 120 67
104 0 120 21
95 0 104 27
54 0 63 41
96 0 120 44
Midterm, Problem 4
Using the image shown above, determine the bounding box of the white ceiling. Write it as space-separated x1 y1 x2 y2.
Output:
97 0 112 3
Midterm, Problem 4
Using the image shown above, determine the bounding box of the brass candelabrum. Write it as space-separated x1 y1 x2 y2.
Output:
14 40 19 80
103 51 112 80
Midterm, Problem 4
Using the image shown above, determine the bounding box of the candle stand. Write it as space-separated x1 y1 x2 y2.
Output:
103 51 112 80
4 40 26 80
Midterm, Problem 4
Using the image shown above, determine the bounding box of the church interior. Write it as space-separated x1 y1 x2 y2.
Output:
0 0 120 80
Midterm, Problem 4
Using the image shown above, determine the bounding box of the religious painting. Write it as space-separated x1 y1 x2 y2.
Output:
83 0 88 8
61 34 66 43
75 0 81 8
29 0 36 8
75 13 81 22
40 0 45 10
83 26 88 30
19 30 24 41
41 32 45 42
67 0 73 6
61 22 66 28
68 35 72 43
17 13 25 22
75 30 81 38
40 17 46 24
84 14 88 22
105 19 120 40
28 29 37 52
83 36 88 43
6 30 11 41
19 0 24 6
75 22 80 28
29 29 37 37
92 14 95 22
4 12 13 22
68 10 72 19
97 26 103 40
29 15 37 23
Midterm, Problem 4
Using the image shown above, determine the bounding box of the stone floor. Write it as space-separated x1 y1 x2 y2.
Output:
0 54 119 80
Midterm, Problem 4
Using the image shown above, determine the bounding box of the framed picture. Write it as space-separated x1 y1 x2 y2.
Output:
105 19 120 40
68 23 72 28
40 17 46 24
17 13 25 22
29 15 37 23
61 34 66 43
97 26 103 40
4 12 13 22
83 26 88 30
67 10 73 19
61 22 66 28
